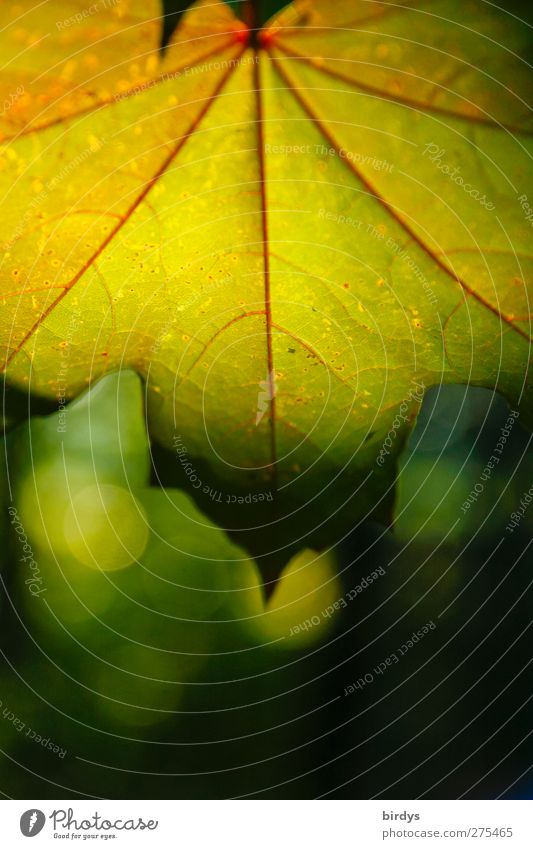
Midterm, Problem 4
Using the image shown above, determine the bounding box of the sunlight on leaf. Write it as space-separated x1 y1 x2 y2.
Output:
0 0 531 579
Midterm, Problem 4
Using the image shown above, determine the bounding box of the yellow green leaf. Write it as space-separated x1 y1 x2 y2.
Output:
1 0 531 576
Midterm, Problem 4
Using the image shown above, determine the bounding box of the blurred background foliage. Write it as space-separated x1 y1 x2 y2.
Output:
0 371 531 799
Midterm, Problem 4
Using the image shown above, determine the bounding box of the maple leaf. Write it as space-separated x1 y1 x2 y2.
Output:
0 0 531 580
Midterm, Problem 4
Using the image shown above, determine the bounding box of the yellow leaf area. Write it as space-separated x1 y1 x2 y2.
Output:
1 0 531 567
